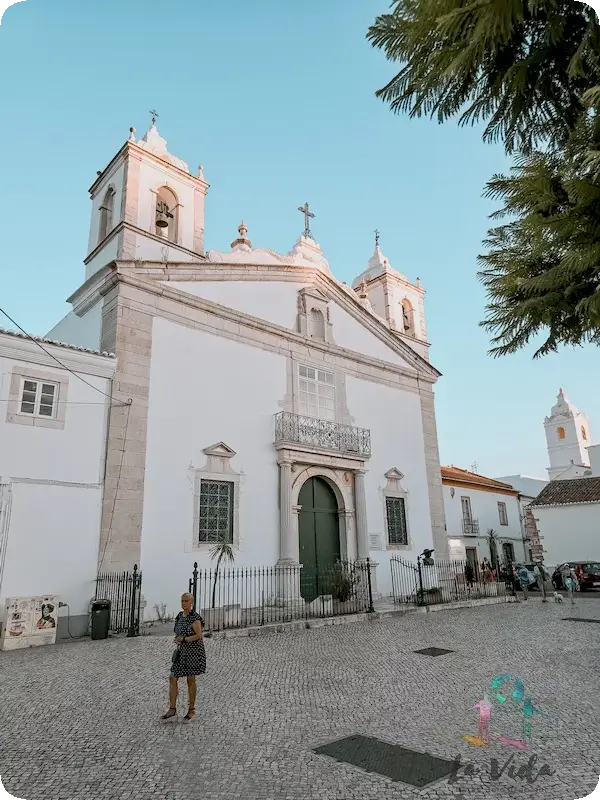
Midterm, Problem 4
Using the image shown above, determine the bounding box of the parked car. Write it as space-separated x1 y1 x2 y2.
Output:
513 563 539 589
552 562 600 590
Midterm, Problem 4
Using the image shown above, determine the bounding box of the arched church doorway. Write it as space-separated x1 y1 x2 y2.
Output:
298 476 340 602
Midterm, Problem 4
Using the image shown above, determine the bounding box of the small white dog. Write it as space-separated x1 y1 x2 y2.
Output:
553 592 564 603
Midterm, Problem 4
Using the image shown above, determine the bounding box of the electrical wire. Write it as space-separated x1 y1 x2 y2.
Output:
97 401 132 574
0 307 128 406
58 601 88 639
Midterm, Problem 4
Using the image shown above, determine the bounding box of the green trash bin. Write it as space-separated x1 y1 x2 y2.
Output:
90 599 111 640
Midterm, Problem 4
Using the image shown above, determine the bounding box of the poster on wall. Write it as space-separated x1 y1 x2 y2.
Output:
0 595 59 651
1 597 35 651
30 596 58 647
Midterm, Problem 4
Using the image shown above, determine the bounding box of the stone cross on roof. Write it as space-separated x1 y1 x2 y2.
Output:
298 202 315 240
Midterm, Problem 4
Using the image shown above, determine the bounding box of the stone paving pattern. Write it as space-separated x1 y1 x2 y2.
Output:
1 598 600 800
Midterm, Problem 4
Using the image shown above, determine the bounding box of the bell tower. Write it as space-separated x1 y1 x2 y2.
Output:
351 233 430 361
544 389 592 480
84 117 209 280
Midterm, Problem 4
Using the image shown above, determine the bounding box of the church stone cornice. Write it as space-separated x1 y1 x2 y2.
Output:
83 220 208 266
104 268 440 385
108 260 439 378
89 140 209 197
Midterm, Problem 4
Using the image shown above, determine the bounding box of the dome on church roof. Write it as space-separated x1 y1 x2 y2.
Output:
351 244 410 288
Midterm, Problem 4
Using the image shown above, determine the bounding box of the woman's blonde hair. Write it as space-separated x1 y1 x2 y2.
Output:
181 592 194 602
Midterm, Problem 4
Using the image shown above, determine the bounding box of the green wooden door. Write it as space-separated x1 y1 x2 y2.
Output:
298 477 340 602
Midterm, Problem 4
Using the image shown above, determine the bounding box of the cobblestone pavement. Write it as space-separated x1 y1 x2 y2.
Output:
1 598 600 800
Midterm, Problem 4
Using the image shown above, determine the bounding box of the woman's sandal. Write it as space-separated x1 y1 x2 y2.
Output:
183 709 196 723
161 708 177 722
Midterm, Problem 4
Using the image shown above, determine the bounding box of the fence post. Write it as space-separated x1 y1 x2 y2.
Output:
189 562 199 611
417 558 425 606
366 557 374 613
126 564 139 638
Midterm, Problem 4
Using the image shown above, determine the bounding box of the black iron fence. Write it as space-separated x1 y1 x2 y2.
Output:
95 564 143 636
390 556 507 608
188 559 374 632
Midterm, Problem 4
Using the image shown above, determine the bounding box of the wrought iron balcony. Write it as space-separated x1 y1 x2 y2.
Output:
274 411 371 458
462 518 480 537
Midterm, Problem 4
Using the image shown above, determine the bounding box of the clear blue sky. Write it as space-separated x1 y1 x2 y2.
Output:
1 0 598 478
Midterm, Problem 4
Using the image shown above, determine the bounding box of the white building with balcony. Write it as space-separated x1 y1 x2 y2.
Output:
442 466 526 573
45 121 448 614
0 328 115 638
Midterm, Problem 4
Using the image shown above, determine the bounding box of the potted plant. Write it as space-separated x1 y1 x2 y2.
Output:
326 560 357 603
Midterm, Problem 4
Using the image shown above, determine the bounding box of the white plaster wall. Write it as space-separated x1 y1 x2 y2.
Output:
345 376 434 596
172 281 306 329
85 236 119 281
588 444 600 477
365 283 386 321
45 301 103 352
0 357 110 484
132 235 196 262
495 475 548 500
87 163 125 256
0 482 102 624
137 161 196 249
173 280 413 371
535 504 600 569
443 484 526 563
140 317 286 615
328 303 412 369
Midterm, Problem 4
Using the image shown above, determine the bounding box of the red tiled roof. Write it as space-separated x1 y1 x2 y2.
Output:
441 466 518 493
530 477 600 507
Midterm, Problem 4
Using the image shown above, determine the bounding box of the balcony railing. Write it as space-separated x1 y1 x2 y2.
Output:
274 411 371 458
462 518 480 537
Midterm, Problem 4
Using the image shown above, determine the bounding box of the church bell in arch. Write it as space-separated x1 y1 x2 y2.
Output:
155 200 173 229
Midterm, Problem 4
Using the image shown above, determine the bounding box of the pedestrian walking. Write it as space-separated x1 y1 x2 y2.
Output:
559 563 578 605
161 592 206 723
516 564 531 601
464 561 475 591
533 561 551 602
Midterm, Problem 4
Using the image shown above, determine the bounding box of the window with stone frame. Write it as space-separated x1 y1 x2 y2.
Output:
19 378 58 419
98 187 115 243
298 364 335 421
198 479 234 544
497 501 509 526
386 496 408 545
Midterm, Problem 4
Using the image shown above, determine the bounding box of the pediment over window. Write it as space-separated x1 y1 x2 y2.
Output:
384 467 405 492
297 286 334 343
385 467 404 481
203 442 237 459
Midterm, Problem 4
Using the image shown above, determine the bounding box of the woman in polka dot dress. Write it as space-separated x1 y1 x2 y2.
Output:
161 593 206 723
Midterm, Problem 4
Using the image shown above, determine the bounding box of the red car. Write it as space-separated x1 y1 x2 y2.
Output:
552 562 600 590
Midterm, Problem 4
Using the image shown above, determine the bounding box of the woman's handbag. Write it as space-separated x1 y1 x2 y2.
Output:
172 644 181 665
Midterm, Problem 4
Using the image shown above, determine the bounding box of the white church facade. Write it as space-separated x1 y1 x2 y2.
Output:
46 121 448 614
